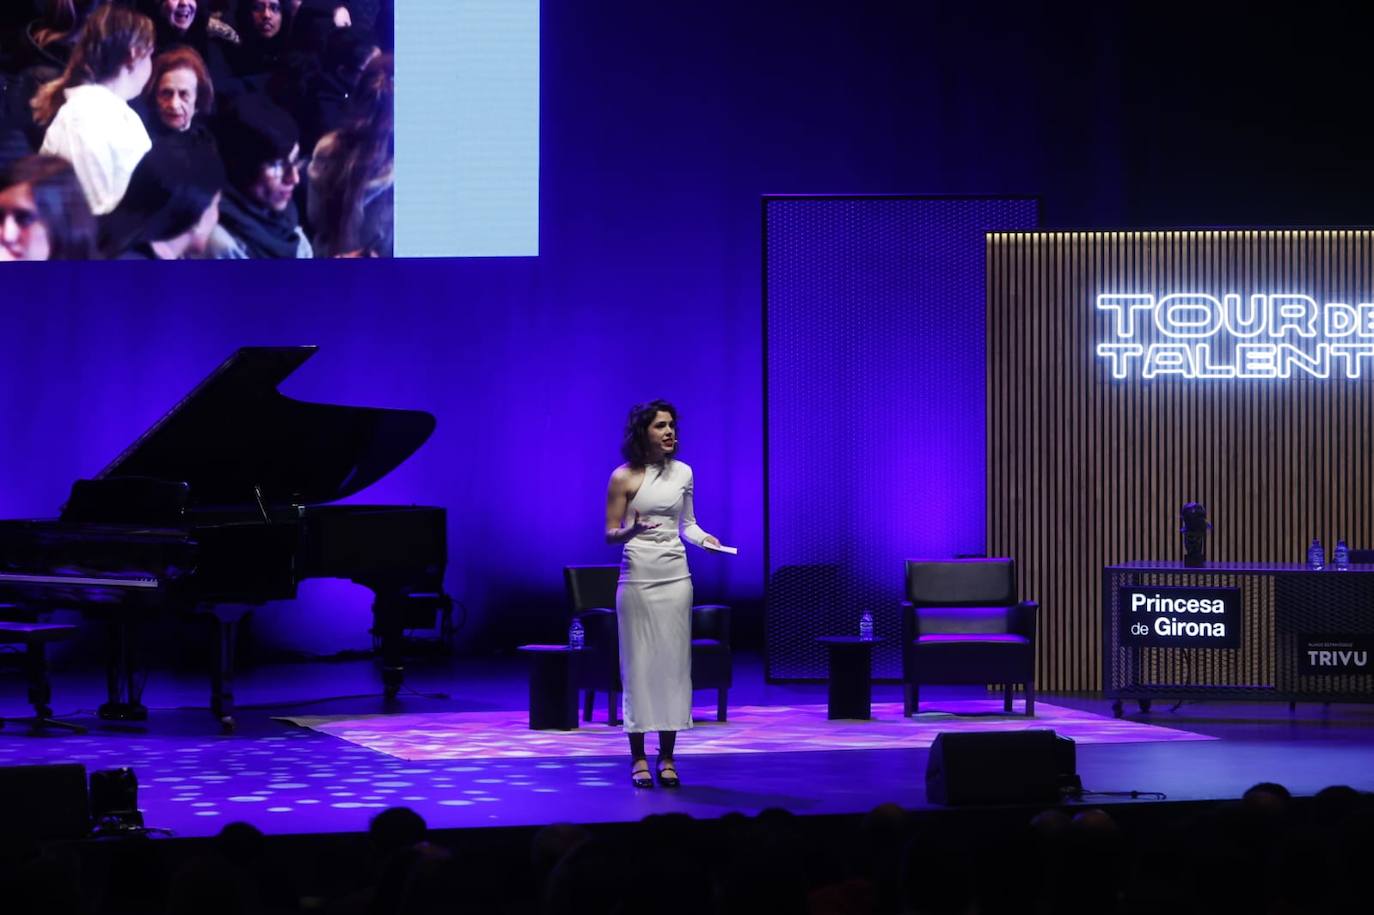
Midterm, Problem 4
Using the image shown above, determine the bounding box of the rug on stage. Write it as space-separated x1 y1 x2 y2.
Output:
279 700 1214 762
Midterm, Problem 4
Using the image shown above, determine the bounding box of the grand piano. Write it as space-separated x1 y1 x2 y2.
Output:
0 346 449 730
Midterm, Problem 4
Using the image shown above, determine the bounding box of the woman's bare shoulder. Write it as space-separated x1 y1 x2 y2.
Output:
608 463 636 486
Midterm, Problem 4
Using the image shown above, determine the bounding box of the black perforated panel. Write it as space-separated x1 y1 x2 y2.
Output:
764 196 1039 680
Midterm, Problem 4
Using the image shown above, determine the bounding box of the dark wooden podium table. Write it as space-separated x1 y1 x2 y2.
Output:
1103 561 1374 715
516 645 580 730
816 636 883 719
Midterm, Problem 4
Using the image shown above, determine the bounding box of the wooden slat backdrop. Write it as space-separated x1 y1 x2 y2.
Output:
986 230 1374 691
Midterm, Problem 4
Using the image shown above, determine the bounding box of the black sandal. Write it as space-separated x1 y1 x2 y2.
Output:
631 759 654 789
655 757 680 788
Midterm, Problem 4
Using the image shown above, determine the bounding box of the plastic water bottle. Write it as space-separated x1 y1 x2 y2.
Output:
1307 538 1325 571
859 610 874 641
568 617 585 650
1334 539 1350 571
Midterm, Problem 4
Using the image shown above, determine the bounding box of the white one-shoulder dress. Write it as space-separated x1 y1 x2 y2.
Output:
617 460 712 733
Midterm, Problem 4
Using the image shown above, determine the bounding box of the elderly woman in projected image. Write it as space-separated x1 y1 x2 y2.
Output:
307 52 392 257
140 46 216 142
604 400 731 789
206 93 311 258
0 154 98 260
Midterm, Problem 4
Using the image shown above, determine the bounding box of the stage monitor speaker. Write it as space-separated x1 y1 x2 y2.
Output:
926 730 1075 805
0 763 90 840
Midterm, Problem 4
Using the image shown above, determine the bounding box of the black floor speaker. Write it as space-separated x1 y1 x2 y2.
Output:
926 730 1076 805
0 763 90 840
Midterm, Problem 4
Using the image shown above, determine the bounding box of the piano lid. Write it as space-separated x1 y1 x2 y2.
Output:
95 346 436 507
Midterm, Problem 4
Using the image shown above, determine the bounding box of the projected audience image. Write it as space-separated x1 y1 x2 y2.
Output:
0 0 396 260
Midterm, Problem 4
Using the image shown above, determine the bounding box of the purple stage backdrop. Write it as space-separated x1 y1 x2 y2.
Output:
764 197 1038 679
0 259 755 657
7 1 1270 662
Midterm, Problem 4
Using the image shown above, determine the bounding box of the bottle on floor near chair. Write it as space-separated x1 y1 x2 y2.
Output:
1308 538 1325 571
859 610 874 641
1334 539 1349 571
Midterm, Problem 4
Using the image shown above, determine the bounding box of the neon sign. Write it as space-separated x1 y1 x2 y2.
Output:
1095 293 1374 379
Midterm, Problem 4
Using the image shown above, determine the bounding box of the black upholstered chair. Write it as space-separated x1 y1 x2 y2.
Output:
563 565 622 725
690 603 732 722
562 565 732 725
901 558 1037 716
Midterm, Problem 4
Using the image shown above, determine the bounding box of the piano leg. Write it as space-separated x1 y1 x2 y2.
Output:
210 620 234 731
207 606 252 733
103 626 118 707
99 619 147 721
372 594 406 701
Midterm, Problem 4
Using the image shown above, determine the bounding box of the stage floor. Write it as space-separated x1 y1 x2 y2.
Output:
2 651 1373 839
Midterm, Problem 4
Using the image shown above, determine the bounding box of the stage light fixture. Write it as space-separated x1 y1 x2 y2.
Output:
89 767 144 835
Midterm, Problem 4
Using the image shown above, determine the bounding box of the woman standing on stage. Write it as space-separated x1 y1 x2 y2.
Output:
604 400 723 788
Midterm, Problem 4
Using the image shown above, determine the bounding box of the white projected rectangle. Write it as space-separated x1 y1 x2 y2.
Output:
396 0 540 258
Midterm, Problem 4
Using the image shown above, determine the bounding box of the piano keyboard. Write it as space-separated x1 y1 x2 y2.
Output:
0 572 159 589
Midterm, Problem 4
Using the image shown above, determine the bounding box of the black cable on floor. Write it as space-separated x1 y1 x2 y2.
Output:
1077 789 1168 800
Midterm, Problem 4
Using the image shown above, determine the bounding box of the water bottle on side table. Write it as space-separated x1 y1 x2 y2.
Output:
1307 538 1325 571
568 617 585 650
859 610 874 641
1334 539 1350 571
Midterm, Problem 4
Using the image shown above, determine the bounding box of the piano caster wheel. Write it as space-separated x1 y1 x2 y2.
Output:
98 702 149 722
219 716 235 733
382 667 403 702
1111 700 1124 718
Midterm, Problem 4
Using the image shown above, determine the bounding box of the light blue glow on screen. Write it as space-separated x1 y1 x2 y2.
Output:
396 1 539 257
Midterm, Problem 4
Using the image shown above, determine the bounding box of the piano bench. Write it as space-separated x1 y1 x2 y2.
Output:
0 622 86 735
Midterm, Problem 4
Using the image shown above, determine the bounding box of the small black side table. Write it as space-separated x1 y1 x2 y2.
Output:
516 645 580 730
816 636 883 719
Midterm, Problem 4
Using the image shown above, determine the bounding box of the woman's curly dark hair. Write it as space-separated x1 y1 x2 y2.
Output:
620 400 678 466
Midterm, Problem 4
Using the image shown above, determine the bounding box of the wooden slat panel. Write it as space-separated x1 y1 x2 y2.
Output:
987 230 1374 691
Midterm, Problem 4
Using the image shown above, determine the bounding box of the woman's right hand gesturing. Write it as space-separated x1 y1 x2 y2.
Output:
626 511 660 539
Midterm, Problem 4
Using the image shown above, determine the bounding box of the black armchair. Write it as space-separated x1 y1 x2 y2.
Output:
562 565 732 725
563 565 622 725
901 558 1037 716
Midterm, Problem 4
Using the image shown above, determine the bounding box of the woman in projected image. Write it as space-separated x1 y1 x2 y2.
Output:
141 46 215 141
14 1 111 74
307 52 391 257
605 401 727 788
98 138 223 259
226 0 293 92
33 4 155 215
207 93 311 258
140 1 235 54
0 154 98 260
